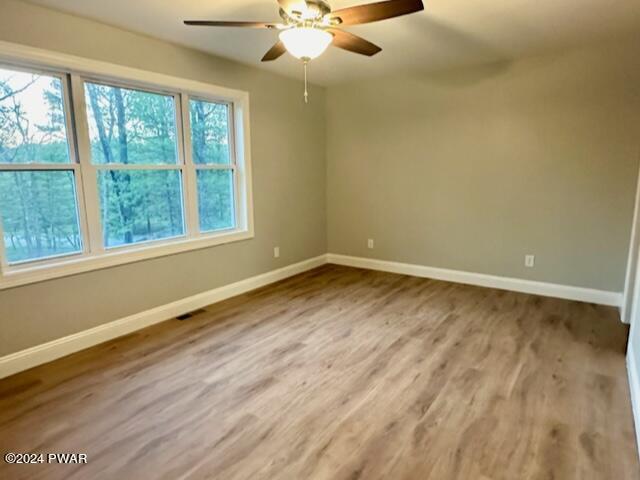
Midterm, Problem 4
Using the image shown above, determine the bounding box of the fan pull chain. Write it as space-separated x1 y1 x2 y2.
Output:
303 59 309 104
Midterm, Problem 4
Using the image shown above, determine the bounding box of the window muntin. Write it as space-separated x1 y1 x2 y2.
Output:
0 59 249 278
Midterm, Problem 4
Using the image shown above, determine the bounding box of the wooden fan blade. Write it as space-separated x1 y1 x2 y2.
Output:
330 0 424 25
184 20 283 29
328 29 382 56
262 41 287 62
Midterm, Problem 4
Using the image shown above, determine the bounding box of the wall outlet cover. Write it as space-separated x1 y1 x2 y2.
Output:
525 255 535 268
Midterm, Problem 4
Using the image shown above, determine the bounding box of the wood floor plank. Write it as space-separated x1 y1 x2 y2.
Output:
0 265 637 479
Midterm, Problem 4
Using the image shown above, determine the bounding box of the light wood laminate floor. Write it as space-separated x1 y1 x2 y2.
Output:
0 265 637 479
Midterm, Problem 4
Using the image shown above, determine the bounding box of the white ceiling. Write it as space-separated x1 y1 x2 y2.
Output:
25 0 640 85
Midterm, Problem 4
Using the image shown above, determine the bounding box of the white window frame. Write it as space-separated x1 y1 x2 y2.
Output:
0 41 254 290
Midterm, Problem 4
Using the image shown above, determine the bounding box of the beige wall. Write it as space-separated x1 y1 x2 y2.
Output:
0 0 327 356
326 38 640 292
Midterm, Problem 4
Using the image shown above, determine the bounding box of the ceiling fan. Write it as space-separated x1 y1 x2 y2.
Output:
184 0 425 102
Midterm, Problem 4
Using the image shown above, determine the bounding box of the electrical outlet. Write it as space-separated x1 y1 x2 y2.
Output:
525 254 535 268
274 246 280 259
367 239 374 249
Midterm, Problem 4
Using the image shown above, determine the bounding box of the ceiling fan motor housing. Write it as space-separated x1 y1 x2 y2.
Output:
279 0 332 24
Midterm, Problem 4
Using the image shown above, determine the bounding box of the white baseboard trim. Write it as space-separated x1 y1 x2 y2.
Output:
627 345 640 462
326 254 622 307
0 255 327 380
1 253 623 380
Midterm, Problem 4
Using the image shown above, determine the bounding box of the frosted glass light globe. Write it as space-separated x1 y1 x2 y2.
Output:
279 27 333 60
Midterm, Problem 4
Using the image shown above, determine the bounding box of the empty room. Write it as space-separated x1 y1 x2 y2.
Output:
1 0 640 478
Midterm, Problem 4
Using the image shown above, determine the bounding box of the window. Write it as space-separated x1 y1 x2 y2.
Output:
0 67 83 264
84 82 185 247
189 98 236 233
0 47 253 288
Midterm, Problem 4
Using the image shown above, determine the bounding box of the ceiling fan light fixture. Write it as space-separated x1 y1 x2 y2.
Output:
184 0 426 103
279 27 333 60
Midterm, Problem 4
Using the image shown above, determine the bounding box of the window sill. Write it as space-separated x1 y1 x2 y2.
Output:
0 229 254 290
